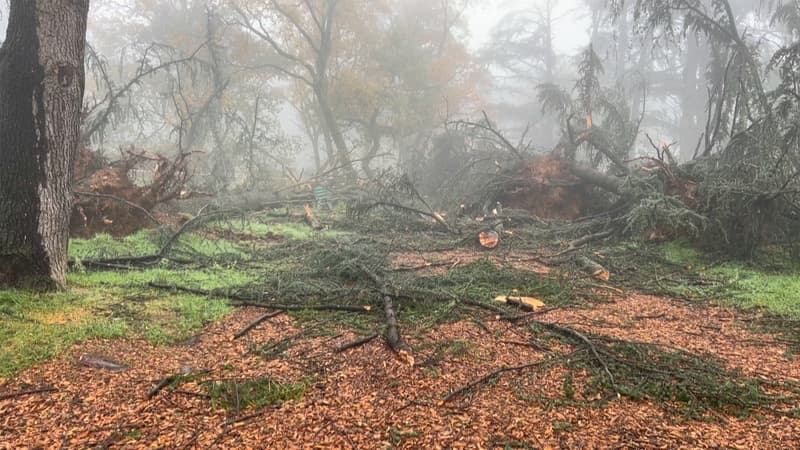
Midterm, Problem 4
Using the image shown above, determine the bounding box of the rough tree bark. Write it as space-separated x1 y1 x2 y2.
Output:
0 0 90 289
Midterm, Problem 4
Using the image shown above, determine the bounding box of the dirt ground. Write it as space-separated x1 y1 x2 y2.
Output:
2 276 799 450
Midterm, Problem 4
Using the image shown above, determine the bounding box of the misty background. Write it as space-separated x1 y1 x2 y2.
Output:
0 1 797 194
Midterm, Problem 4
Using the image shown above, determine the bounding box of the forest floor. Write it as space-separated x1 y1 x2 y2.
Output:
1 213 800 449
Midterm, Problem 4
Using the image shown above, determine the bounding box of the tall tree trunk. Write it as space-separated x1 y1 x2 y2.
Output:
315 83 355 178
0 0 89 289
679 37 704 161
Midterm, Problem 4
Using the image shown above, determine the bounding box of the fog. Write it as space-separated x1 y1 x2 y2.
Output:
1 0 796 204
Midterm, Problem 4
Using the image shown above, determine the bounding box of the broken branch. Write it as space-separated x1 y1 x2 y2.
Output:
232 310 285 340
334 333 380 353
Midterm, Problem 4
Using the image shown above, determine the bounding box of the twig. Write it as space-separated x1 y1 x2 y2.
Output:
232 310 285 340
461 298 511 316
173 389 212 399
470 317 492 334
147 375 179 399
364 201 457 234
441 355 569 404
532 321 616 389
0 386 56 401
334 333 379 352
147 370 211 399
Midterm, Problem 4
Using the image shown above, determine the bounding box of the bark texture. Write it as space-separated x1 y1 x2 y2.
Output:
0 0 90 288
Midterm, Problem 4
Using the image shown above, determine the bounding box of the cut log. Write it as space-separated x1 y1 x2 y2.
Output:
494 295 546 311
577 255 611 281
478 230 500 249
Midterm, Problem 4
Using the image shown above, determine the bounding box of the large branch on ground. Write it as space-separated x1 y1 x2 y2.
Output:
382 295 414 365
550 230 614 257
0 386 57 401
355 263 414 364
364 201 457 234
577 255 610 281
72 209 238 268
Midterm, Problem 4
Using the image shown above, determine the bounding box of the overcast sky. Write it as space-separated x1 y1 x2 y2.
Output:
466 0 590 53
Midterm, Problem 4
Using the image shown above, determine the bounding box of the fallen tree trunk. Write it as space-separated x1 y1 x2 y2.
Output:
568 162 622 195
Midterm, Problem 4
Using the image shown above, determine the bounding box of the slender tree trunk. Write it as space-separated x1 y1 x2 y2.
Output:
0 0 90 289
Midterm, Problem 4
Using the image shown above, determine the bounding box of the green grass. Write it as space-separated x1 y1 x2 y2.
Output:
211 218 343 240
208 377 308 411
69 265 255 290
0 289 128 377
708 265 800 316
663 240 800 317
70 230 160 260
0 283 233 376
0 235 257 377
1 216 339 378
663 239 703 267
